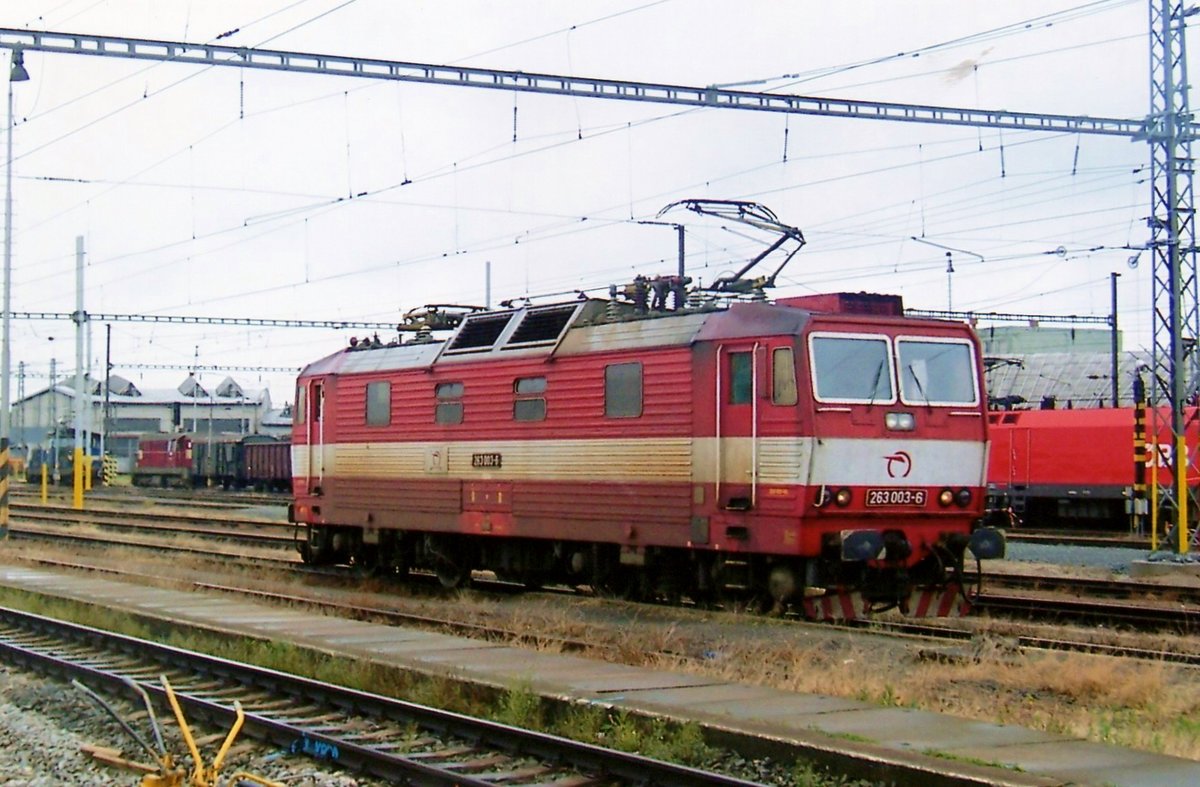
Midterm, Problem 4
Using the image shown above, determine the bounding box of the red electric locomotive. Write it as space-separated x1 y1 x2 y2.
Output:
987 405 1193 530
288 203 1004 619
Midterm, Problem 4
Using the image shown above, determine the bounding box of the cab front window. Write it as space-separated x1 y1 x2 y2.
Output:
809 334 894 403
897 338 978 405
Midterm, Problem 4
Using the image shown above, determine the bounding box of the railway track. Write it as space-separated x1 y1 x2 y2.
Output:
13 499 1200 643
11 484 289 510
19 547 1200 680
0 605 761 786
975 591 1200 630
1007 530 1150 549
12 502 293 548
979 568 1200 603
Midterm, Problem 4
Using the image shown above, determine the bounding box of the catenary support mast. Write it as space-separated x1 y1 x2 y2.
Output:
1144 1 1198 550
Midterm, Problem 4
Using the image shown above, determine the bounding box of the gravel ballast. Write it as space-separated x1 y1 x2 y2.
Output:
0 663 378 786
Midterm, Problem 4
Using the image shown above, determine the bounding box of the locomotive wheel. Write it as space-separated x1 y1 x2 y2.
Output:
588 545 638 599
592 565 641 600
353 548 383 579
435 560 470 590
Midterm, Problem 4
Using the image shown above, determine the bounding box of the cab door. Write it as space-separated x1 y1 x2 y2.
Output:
716 343 760 509
306 379 326 494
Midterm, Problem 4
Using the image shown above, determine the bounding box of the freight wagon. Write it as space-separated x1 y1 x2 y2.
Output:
134 433 288 489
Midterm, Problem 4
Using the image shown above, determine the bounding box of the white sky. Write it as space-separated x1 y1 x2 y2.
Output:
0 0 1169 404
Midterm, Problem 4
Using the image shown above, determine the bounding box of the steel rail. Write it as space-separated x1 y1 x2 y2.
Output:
1005 531 1153 550
7 522 300 565
851 617 1200 667
13 503 291 543
974 591 1200 629
69 486 290 507
11 512 292 551
0 605 762 786
978 569 1200 604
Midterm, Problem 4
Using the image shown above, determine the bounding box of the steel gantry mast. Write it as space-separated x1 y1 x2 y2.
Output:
1143 0 1198 551
0 6 1194 549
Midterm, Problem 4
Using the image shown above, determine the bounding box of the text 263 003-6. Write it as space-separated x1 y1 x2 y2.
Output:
865 488 927 507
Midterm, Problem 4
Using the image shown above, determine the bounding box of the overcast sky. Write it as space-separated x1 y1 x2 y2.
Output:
0 1 1167 404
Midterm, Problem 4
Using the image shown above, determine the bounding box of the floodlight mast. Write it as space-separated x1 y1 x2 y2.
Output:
0 10 1191 550
0 47 27 538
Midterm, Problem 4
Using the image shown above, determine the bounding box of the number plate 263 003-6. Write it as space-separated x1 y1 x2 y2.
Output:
865 488 927 507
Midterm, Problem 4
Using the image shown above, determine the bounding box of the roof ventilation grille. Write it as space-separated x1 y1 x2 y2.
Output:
445 312 513 353
506 304 578 346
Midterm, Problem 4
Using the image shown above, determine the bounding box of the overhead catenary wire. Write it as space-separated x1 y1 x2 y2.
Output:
20 129 1139 318
0 2 1154 379
2 11 1142 301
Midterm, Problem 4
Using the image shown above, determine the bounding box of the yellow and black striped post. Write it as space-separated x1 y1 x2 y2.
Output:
0 437 8 539
1131 374 1147 537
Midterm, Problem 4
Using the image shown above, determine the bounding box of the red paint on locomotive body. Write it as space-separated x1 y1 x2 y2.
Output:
132 433 193 486
986 406 1197 529
290 295 1001 617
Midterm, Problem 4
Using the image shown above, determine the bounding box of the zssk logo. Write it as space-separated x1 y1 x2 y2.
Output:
885 450 912 479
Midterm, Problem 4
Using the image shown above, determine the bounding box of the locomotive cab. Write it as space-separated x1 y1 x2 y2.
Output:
792 305 1004 614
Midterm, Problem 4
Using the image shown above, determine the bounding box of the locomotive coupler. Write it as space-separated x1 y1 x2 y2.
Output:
839 529 912 562
967 526 1006 560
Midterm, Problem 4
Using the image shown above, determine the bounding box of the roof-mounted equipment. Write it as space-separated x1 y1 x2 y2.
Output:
398 304 487 334
657 199 805 295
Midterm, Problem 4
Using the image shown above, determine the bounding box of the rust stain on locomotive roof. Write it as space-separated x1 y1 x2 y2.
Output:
691 301 812 341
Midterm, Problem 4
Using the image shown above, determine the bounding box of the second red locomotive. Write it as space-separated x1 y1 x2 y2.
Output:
986 404 1193 530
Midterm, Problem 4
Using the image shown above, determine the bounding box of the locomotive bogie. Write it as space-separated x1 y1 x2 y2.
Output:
291 296 1002 619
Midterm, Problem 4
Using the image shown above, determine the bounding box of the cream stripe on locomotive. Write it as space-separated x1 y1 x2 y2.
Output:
294 436 984 487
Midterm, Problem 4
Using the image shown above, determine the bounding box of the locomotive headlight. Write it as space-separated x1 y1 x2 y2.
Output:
885 412 915 431
938 488 955 507
955 488 973 507
834 487 853 507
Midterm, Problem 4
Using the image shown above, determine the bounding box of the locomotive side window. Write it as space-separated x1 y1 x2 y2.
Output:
435 381 464 425
605 362 642 418
514 376 547 421
728 352 753 404
295 386 306 425
772 347 797 405
897 338 978 406
809 334 894 403
365 381 392 426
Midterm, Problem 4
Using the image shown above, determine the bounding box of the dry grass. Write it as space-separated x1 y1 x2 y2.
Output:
646 627 1200 760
